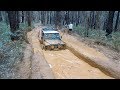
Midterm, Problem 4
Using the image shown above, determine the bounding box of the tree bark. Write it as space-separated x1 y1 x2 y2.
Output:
7 11 18 32
0 11 2 22
65 11 69 25
114 11 120 32
22 11 24 23
26 11 32 27
106 11 115 36
16 11 19 29
55 11 61 30
7 11 20 41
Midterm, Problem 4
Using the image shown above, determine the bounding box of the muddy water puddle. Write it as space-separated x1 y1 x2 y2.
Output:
29 27 114 79
43 49 113 79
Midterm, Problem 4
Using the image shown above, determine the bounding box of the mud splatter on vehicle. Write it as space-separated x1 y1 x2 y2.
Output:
39 27 66 50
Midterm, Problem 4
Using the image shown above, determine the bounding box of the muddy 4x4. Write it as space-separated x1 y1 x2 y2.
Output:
40 30 66 50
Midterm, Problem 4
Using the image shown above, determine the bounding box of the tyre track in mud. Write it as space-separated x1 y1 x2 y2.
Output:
27 28 55 79
60 32 120 79
40 31 113 79
31 24 113 79
43 49 113 79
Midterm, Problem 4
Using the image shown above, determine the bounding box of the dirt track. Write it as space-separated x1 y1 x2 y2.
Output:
26 24 114 79
27 27 55 79
43 49 113 79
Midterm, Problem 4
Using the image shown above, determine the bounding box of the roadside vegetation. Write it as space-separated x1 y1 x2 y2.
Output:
0 22 28 78
74 25 120 52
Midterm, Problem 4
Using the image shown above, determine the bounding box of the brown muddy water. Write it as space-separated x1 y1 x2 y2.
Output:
28 26 114 79
43 49 113 79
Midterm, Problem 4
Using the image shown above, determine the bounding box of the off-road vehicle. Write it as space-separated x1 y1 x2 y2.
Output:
39 30 66 50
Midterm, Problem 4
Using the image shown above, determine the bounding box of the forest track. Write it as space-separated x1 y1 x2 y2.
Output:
43 48 113 79
27 27 55 79
28 24 114 79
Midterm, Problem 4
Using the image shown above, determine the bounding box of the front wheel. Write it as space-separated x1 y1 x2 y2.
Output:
63 45 66 50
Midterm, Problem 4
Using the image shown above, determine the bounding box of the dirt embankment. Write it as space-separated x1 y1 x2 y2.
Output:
27 28 55 79
60 32 120 79
12 27 55 79
14 44 33 79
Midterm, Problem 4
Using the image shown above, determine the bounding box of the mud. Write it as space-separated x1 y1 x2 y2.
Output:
43 30 112 79
43 49 113 79
26 24 114 79
60 32 119 78
27 28 55 79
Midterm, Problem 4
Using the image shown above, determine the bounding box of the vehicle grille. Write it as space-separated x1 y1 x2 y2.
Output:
54 45 58 48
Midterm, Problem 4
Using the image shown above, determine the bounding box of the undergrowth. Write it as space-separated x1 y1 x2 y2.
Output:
74 25 120 52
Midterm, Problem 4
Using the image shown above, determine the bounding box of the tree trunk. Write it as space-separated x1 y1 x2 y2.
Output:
106 11 115 36
7 11 17 32
0 11 2 22
86 16 90 37
95 11 101 29
26 11 32 27
65 11 69 25
41 11 45 25
7 11 20 41
22 11 24 23
103 16 108 31
89 11 92 29
55 11 61 30
16 11 19 29
89 11 95 29
114 11 120 32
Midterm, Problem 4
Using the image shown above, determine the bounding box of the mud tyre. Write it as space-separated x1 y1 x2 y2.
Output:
63 45 66 50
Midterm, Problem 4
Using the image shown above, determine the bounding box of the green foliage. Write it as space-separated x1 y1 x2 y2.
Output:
111 32 120 51
74 26 107 40
19 22 35 31
0 22 26 78
19 23 28 30
0 22 32 48
74 25 120 52
0 22 11 48
74 25 86 37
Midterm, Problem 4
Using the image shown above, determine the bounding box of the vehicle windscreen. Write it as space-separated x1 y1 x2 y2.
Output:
43 27 56 31
44 33 61 40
